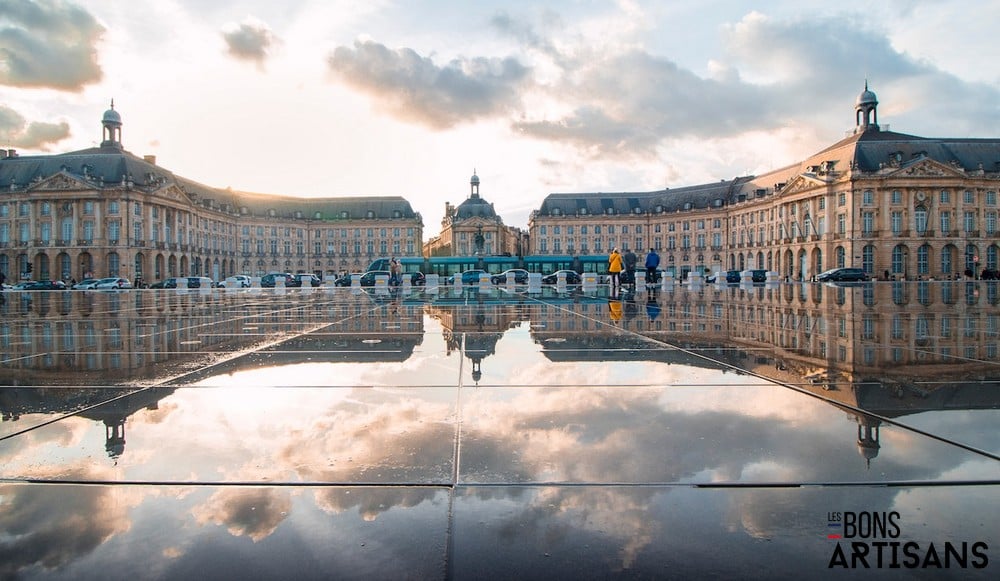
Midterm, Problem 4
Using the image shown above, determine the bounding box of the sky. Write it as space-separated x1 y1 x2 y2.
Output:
2 0 1000 239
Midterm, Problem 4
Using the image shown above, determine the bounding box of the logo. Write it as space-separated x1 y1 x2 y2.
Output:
825 511 989 569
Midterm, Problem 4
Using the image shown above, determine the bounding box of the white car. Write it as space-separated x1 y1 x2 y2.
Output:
72 278 101 290
94 277 133 290
218 275 251 288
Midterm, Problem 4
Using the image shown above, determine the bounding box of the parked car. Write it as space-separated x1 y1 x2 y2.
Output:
260 273 300 288
147 280 169 289
218 275 251 288
333 273 359 287
817 267 867 282
358 270 391 286
294 273 322 287
72 278 101 290
747 269 768 283
16 280 68 291
94 277 132 289
542 270 582 284
162 276 214 289
446 270 489 285
491 269 529 285
725 270 742 284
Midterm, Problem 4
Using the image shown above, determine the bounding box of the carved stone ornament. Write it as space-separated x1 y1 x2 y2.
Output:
37 174 82 191
896 159 961 178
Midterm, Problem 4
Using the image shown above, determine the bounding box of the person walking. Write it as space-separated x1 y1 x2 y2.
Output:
389 257 401 286
608 248 623 292
644 248 660 284
623 248 637 287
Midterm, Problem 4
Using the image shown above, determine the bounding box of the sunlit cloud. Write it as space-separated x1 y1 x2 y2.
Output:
0 0 104 91
0 104 70 149
327 39 532 129
221 16 277 68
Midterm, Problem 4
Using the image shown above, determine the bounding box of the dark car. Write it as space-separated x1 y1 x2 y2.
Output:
725 270 742 284
333 273 359 287
295 273 322 287
260 273 300 288
447 270 488 285
542 270 582 284
358 270 391 286
21 280 68 291
747 269 768 283
817 267 867 282
491 269 529 284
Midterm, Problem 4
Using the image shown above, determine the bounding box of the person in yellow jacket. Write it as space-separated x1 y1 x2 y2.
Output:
608 248 623 290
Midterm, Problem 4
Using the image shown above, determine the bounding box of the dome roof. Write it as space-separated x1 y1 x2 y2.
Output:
471 172 480 185
855 84 877 107
103 101 122 125
454 195 497 220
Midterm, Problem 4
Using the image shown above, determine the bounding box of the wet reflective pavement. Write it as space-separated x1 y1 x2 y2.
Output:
1 281 998 579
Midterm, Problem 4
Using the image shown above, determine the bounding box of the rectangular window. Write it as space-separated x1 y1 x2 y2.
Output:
540 226 547 235
964 211 976 232
964 190 975 204
837 214 846 234
986 211 997 235
891 211 903 234
940 190 950 204
863 190 874 205
940 211 951 233
838 192 846 206
108 201 119 214
891 190 901 204
987 191 997 206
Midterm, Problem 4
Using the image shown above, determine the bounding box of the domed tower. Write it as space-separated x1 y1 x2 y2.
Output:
855 82 879 133
101 99 123 148
470 170 480 199
856 415 881 469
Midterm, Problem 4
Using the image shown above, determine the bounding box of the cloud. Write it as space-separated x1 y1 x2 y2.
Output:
221 17 277 67
327 39 532 129
0 104 71 150
0 0 104 91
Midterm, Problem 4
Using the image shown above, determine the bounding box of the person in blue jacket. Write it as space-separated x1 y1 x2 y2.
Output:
644 248 660 284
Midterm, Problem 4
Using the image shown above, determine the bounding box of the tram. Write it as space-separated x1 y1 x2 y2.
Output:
366 254 613 278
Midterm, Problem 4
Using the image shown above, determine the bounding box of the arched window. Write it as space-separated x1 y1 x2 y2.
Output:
892 245 906 274
917 244 930 275
941 245 954 275
966 244 978 273
862 245 875 275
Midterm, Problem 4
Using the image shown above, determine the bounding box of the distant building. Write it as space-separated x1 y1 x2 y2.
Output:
424 171 525 257
530 84 1000 281
0 103 423 282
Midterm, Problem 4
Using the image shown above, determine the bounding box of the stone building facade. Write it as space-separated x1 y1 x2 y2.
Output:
0 105 423 283
529 86 1000 281
423 172 524 257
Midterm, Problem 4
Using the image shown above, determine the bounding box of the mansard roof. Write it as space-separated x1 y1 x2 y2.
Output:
537 128 1000 218
537 177 753 216
0 144 420 222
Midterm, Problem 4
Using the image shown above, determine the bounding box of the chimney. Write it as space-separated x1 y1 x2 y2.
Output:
143 155 157 165
6 149 16 158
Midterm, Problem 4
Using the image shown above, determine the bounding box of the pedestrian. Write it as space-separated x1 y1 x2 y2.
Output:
608 248 623 291
389 257 401 286
623 248 637 286
644 248 660 284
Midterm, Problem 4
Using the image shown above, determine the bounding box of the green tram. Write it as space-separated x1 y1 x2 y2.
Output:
366 255 614 278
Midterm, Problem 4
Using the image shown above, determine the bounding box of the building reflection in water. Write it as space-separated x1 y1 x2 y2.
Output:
1 282 998 464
